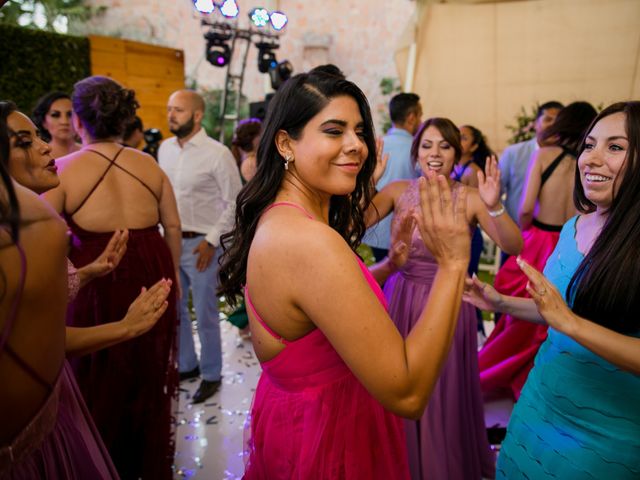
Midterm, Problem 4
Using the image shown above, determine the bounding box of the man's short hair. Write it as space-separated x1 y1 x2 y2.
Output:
536 101 564 119
389 93 420 125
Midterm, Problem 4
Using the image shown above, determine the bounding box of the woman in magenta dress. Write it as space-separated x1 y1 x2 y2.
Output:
369 118 522 479
218 70 473 479
42 77 182 480
479 102 597 399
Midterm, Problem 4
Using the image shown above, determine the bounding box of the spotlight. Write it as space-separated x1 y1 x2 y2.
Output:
269 60 293 90
249 7 270 28
270 11 288 31
205 27 233 68
219 0 239 18
193 0 215 14
256 41 278 73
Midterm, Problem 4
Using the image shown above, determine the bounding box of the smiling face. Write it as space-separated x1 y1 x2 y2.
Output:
416 125 457 176
578 112 628 211
43 98 75 142
282 95 368 197
7 111 59 194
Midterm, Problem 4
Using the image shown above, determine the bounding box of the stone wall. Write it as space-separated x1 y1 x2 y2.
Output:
76 0 416 133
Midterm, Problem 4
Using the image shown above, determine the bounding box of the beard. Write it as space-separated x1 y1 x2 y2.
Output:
170 114 196 139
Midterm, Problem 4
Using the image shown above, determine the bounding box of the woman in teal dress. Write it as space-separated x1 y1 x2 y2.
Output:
465 101 640 479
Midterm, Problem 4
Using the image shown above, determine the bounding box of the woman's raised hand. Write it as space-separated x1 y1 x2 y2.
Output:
477 155 501 209
518 257 580 335
121 278 172 340
463 273 503 312
388 213 415 269
413 172 470 269
372 137 389 185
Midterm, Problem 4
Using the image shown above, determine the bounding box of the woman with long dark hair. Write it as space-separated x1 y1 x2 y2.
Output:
218 70 471 479
478 102 597 400
466 102 640 478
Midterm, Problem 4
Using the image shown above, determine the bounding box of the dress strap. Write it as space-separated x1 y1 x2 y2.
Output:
244 287 290 345
68 146 160 218
452 161 470 182
264 201 314 219
540 147 572 187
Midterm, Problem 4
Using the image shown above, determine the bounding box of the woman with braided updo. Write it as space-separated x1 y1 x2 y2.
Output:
43 76 182 480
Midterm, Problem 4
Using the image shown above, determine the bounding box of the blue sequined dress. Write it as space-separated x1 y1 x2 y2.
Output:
497 216 640 479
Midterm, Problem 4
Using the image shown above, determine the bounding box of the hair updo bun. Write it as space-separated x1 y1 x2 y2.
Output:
72 76 139 140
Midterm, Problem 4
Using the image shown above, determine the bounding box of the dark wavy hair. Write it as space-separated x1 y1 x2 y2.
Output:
539 101 597 154
231 118 262 166
31 91 71 143
410 117 462 168
566 101 640 334
0 101 20 242
461 125 493 171
218 71 378 305
72 76 139 140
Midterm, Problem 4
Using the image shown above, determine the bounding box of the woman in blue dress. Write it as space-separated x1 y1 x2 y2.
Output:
465 101 640 479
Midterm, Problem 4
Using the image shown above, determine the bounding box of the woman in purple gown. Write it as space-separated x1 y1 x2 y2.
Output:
369 118 523 479
0 101 171 479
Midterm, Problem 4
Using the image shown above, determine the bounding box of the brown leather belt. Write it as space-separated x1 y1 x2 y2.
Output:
182 231 204 239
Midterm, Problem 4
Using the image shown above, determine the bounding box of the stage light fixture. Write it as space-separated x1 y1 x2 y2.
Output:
249 7 270 28
256 42 278 73
269 60 293 90
193 0 215 14
205 27 233 68
219 0 239 18
270 11 288 31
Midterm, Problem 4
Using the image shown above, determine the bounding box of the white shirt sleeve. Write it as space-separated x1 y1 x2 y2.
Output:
205 146 242 247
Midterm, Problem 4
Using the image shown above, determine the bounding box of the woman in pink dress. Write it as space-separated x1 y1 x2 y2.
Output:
479 102 597 400
218 70 472 479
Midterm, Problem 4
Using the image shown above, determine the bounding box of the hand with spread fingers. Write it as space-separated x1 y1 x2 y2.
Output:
77 229 129 287
388 213 415 269
517 256 580 336
413 172 470 270
463 273 503 312
372 136 390 185
477 155 501 209
121 278 173 339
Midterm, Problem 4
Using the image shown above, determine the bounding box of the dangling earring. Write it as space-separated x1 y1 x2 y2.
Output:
284 154 293 170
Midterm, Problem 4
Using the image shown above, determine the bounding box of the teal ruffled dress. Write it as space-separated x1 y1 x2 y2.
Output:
497 216 640 479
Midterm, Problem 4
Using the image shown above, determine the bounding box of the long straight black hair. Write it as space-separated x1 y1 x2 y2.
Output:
217 71 378 305
0 101 20 243
568 101 640 333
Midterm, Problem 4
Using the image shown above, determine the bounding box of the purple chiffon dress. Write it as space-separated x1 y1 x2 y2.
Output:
383 182 495 480
0 247 118 479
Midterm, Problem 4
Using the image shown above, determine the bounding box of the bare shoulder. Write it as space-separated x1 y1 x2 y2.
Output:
14 182 62 225
536 146 564 166
383 179 411 195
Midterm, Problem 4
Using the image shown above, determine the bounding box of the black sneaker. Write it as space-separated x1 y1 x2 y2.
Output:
179 366 200 382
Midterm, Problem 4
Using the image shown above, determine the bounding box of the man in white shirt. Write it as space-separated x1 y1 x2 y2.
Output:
159 90 242 403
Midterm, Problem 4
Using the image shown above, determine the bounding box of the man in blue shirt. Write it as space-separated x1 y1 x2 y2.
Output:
364 92 422 261
500 101 563 226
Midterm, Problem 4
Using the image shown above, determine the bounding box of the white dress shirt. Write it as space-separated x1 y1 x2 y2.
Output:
159 128 242 247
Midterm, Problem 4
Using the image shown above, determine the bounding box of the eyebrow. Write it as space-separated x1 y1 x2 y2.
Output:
586 135 628 141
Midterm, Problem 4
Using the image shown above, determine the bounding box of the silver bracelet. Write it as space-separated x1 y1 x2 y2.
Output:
488 204 505 218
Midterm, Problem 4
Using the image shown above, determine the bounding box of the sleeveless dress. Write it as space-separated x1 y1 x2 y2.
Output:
497 216 640 479
479 148 571 399
243 202 410 480
1 245 118 479
383 183 495 480
64 147 178 479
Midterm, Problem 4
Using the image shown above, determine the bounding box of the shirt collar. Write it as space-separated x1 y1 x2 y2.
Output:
387 127 413 138
182 127 208 148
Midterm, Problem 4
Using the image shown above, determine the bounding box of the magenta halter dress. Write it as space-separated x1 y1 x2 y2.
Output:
242 202 410 480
